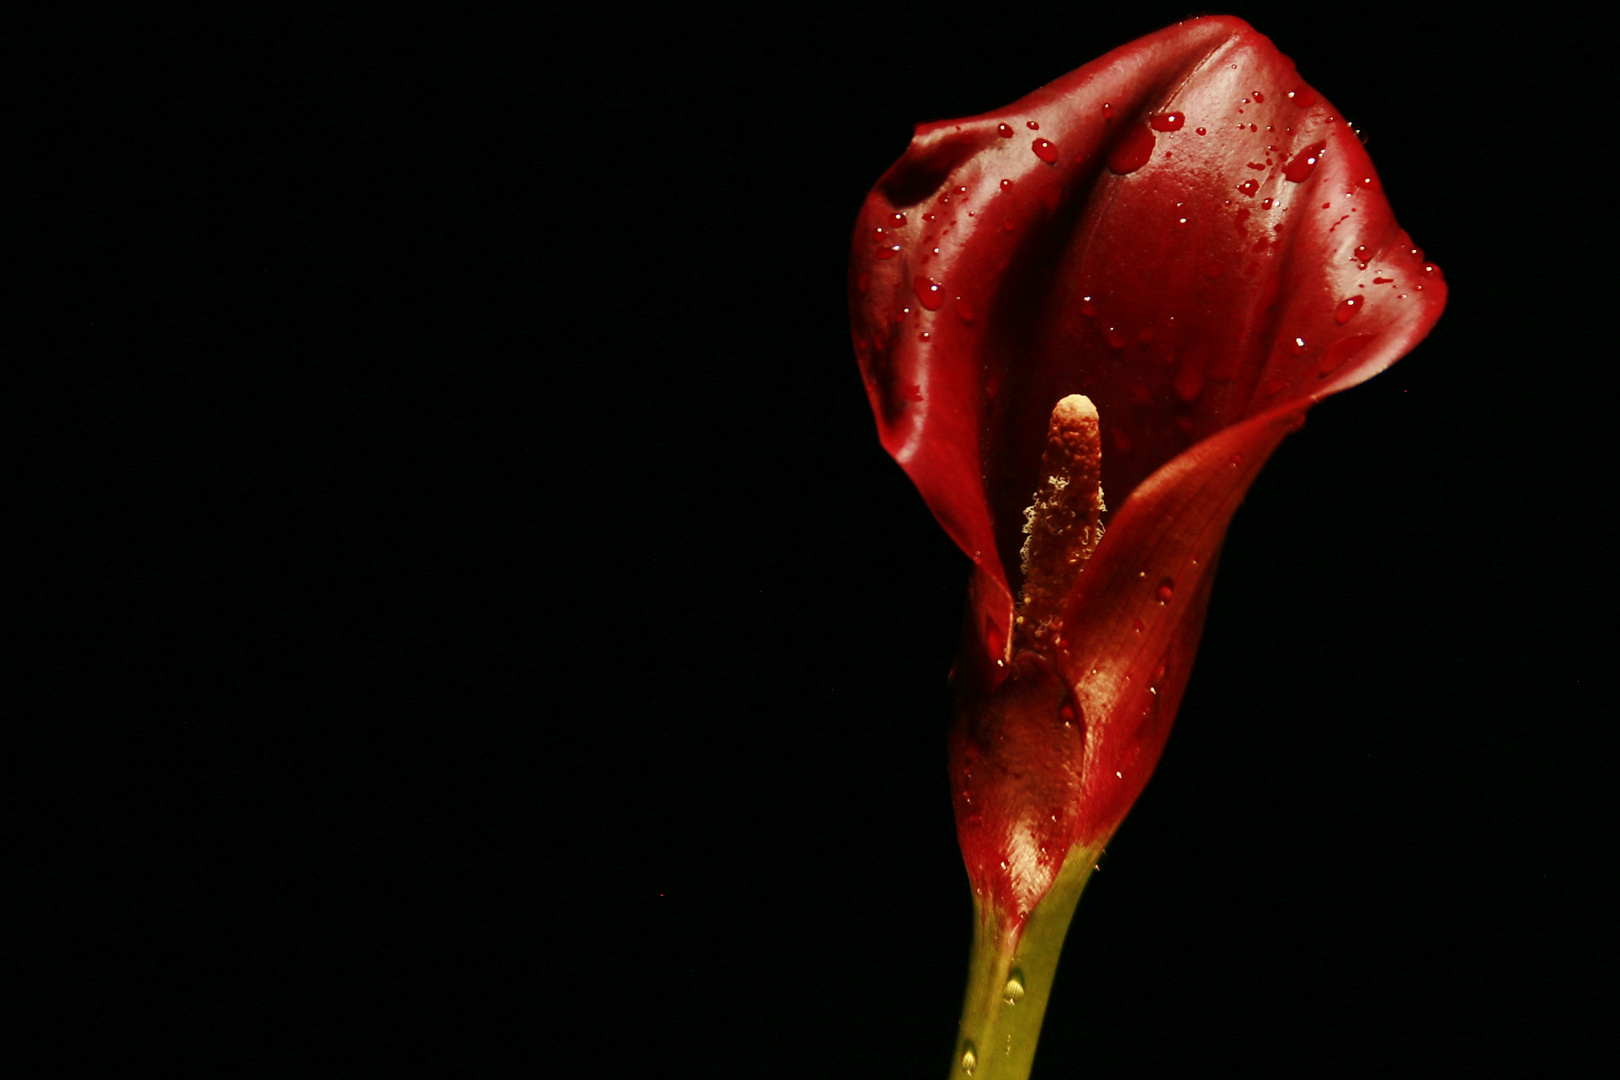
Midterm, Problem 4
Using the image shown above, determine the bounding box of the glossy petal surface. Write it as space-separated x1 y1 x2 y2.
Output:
850 16 1444 922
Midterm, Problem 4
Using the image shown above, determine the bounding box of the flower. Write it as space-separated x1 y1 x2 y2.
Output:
849 16 1444 950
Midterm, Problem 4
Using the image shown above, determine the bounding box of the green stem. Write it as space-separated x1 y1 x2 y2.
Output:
948 842 1103 1080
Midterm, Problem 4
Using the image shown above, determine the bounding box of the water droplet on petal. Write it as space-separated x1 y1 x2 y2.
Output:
1156 577 1175 603
1283 142 1326 183
1107 125 1156 174
1080 296 1098 317
1003 970 1026 1004
1150 111 1185 131
1353 244 1371 263
1319 333 1375 376
997 123 1014 138
1237 179 1259 197
1252 90 1266 103
1031 138 1059 164
954 297 975 322
961 1042 978 1075
1334 295 1363 324
876 244 900 260
1000 178 1014 191
1288 335 1308 356
914 275 945 311
1026 120 1040 130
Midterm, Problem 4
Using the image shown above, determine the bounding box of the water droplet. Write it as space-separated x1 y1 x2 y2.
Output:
1080 296 1098 317
1107 125 1156 174
1229 452 1243 467
914 276 945 311
1319 333 1374 376
997 123 1014 138
1334 295 1363 324
1133 618 1145 633
1026 120 1040 130
1156 577 1175 603
1003 970 1026 1004
891 212 908 228
999 178 1014 191
1261 197 1274 210
876 245 900 260
1286 86 1318 108
1252 90 1266 103
1101 102 1113 118
954 297 976 323
961 1042 978 1075
1105 326 1127 349
1283 142 1326 183
1353 244 1371 264
1237 179 1259 197
1288 335 1308 356
1150 111 1185 131
1031 138 1059 164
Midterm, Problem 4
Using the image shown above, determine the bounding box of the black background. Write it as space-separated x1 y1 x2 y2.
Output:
17 6 1614 1076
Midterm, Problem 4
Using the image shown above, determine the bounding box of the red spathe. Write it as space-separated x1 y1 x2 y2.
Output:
849 17 1445 923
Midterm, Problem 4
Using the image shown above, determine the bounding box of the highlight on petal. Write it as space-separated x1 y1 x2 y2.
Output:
850 15 1445 913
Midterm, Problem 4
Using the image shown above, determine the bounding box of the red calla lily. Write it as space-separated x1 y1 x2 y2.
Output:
850 16 1444 1076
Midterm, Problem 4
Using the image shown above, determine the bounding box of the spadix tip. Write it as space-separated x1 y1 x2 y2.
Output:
1052 394 1098 425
